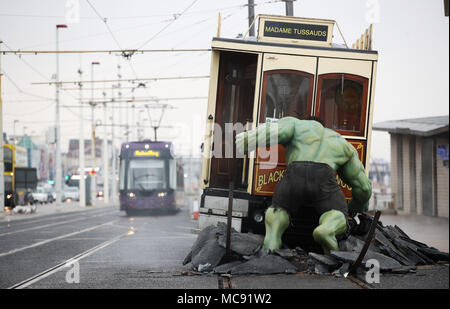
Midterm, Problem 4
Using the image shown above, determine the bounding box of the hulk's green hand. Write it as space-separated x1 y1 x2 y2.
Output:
348 198 369 217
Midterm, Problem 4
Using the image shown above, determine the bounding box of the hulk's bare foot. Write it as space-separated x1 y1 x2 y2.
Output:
262 207 290 251
312 210 347 255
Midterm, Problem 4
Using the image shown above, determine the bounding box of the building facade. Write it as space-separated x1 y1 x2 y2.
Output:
373 116 449 218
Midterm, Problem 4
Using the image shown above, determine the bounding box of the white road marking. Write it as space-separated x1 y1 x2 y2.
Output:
0 207 114 230
9 231 130 289
175 226 196 230
0 211 115 237
0 220 117 258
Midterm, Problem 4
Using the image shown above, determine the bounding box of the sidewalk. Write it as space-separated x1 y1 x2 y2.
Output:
378 213 449 252
1 199 117 222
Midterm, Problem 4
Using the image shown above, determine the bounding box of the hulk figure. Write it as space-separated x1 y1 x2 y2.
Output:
235 116 372 255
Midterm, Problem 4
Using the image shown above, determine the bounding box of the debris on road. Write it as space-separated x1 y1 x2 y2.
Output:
182 215 449 277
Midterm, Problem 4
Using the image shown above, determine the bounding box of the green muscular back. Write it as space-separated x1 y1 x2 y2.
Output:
236 117 372 254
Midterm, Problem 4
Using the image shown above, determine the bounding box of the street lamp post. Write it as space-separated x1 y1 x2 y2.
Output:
102 92 109 204
55 24 67 206
110 92 117 204
90 61 100 206
13 120 18 144
78 68 86 207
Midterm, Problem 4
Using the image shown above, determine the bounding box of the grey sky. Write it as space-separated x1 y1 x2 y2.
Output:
0 0 448 160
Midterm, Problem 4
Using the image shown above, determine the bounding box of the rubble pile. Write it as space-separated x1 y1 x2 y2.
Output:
183 215 449 276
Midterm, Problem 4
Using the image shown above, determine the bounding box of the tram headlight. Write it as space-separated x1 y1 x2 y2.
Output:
157 192 167 197
253 211 264 223
129 192 136 198
6 194 12 199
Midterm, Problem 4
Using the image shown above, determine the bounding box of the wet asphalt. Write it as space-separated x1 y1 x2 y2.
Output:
0 205 206 289
0 204 448 289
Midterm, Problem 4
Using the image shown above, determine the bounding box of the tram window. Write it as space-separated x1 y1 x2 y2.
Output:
316 74 368 136
127 159 166 191
119 159 125 190
3 147 12 172
263 71 313 122
4 175 12 192
169 159 177 190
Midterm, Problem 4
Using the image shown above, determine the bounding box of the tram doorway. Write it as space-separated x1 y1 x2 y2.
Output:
210 51 257 190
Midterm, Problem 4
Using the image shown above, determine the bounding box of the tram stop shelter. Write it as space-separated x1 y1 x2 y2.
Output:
373 115 449 218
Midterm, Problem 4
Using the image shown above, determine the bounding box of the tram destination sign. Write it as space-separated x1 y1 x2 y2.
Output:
258 15 334 47
264 21 328 42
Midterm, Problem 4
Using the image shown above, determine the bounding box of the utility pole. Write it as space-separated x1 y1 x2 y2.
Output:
283 0 295 16
90 61 100 206
102 92 109 204
0 40 4 219
111 96 117 204
13 120 18 144
55 24 67 207
78 68 86 207
117 62 122 139
248 0 255 37
132 104 136 141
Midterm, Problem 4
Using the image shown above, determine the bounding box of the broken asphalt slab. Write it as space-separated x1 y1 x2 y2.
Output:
330 250 402 271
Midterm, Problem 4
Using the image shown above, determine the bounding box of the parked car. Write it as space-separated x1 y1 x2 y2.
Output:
31 187 50 204
46 188 56 203
97 184 104 198
63 186 80 202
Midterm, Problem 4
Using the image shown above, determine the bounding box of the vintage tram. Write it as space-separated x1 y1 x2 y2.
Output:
199 15 378 247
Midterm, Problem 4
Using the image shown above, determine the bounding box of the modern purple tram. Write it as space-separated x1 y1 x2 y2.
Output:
119 140 184 215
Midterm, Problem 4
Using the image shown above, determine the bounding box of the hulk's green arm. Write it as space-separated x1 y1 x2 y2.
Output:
236 117 295 154
338 144 372 216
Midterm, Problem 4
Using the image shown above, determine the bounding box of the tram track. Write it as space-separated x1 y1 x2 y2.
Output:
0 219 119 258
0 206 115 230
0 208 117 237
8 231 130 289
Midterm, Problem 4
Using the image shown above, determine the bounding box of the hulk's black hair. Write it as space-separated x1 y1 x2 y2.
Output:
306 116 325 126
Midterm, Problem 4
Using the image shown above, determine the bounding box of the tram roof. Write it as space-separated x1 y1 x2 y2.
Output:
211 37 378 61
121 140 173 150
212 37 378 56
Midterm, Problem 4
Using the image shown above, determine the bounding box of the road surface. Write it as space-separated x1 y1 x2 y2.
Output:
0 204 448 289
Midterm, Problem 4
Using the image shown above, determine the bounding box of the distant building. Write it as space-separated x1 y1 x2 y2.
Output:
369 158 391 189
66 139 115 187
16 135 51 182
66 138 111 173
373 116 449 218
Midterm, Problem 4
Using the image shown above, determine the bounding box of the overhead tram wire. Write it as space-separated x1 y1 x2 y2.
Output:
2 70 53 101
135 0 200 51
1 48 210 55
0 3 247 20
31 75 209 85
165 7 245 76
2 41 87 120
86 0 126 52
85 0 180 117
4 101 56 117
81 96 208 104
